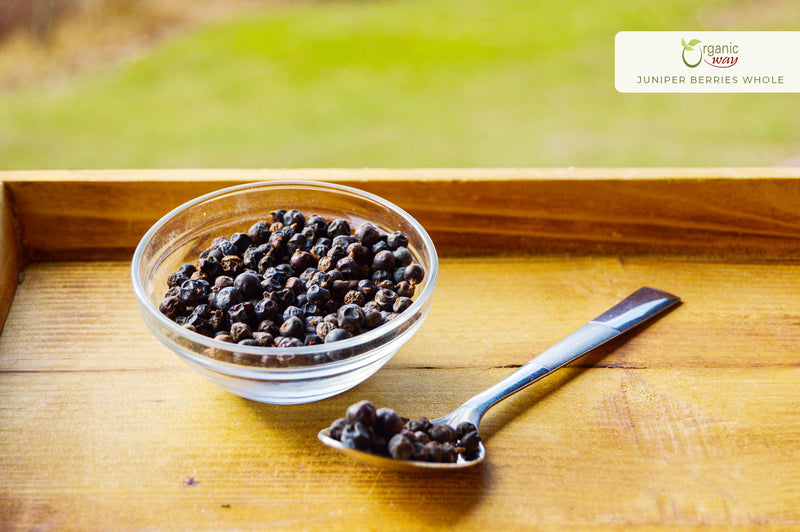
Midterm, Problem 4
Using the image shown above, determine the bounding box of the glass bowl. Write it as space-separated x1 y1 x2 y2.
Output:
131 180 438 404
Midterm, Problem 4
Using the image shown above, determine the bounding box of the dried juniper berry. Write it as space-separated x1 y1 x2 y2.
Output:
159 295 185 320
324 327 353 344
234 272 262 300
215 275 234 289
306 284 330 305
284 276 306 295
290 250 316 275
242 246 264 270
177 263 196 277
311 241 331 259
192 304 212 320
220 255 244 277
374 288 397 311
327 218 350 238
357 279 378 300
428 423 457 444
270 209 286 223
260 275 283 294
337 304 365 333
343 289 366 307
355 222 381 247
394 280 415 298
414 431 430 445
424 441 444 462
184 313 213 337
228 301 257 326
346 242 370 265
230 322 253 343
257 319 279 336
279 316 305 339
304 214 327 235
441 443 459 463
329 417 347 440
459 430 481 457
387 231 409 250
371 433 388 456
252 331 274 347
303 333 323 346
340 422 372 451
325 245 346 265
392 246 413 267
229 232 251 255
404 263 425 284
214 286 243 313
405 416 431 433
281 305 304 322
275 336 303 348
167 271 188 288
372 250 395 271
179 278 211 305
375 407 404 437
393 297 413 313
370 268 391 285
332 234 356 250
247 220 271 245
346 400 377 427
336 256 360 280
388 434 413 460
456 422 478 439
315 321 337 341
196 257 222 280
392 266 406 284
254 298 280 321
362 306 382 329
283 209 305 228
287 233 309 255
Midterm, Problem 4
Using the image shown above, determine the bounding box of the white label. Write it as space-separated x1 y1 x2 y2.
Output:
615 31 800 93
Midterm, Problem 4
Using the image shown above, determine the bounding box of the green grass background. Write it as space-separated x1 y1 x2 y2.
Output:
1 0 798 170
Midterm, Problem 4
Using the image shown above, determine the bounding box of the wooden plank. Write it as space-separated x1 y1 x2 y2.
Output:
3 168 800 260
0 183 23 333
1 367 798 529
2 257 799 373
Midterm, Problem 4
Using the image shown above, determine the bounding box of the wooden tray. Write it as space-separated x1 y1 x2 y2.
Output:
2 169 799 530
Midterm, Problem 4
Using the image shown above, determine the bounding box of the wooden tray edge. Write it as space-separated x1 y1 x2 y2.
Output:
1 182 24 332
4 167 800 261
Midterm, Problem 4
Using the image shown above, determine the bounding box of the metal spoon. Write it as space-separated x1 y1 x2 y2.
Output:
318 287 680 471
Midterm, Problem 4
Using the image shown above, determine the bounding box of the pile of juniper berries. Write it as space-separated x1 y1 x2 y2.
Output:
328 400 481 463
158 209 425 366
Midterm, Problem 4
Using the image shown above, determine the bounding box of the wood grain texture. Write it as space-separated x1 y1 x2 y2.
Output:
2 257 799 530
0 183 23 334
1 170 800 530
2 168 800 261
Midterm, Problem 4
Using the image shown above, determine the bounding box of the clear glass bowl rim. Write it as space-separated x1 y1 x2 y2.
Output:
130 179 439 372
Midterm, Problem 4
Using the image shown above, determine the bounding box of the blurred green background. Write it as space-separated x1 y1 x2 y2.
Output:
0 0 798 170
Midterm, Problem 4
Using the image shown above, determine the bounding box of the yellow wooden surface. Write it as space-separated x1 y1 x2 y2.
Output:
1 170 800 530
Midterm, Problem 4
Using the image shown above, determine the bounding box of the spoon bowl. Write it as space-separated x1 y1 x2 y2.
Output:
318 428 486 471
318 287 681 470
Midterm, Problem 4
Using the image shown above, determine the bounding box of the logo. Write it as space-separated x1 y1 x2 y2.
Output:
681 38 702 67
682 37 740 68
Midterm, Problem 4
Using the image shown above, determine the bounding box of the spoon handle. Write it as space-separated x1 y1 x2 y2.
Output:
440 287 680 429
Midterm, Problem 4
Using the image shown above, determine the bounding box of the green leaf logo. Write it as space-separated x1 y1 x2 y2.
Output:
682 37 702 67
